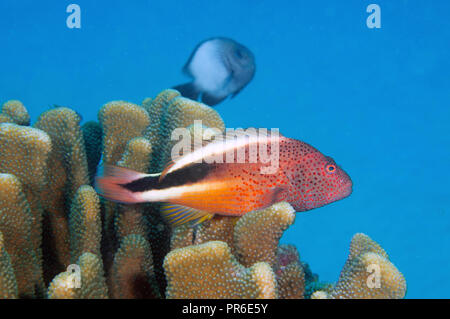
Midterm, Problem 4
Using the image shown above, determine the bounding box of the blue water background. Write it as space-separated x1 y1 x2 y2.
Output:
1 1 449 298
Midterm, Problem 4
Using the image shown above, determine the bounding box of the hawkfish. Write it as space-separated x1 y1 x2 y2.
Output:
95 132 352 226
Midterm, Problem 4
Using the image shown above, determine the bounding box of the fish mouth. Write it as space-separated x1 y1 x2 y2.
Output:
339 177 353 200
342 182 353 198
329 175 353 203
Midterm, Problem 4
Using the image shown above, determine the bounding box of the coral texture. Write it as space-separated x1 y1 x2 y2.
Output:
1 100 30 126
109 234 160 299
0 231 18 298
81 121 103 184
47 252 108 299
69 185 102 263
164 241 277 299
311 233 407 299
0 94 407 299
0 123 51 296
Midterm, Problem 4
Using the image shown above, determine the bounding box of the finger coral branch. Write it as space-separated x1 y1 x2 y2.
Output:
109 234 160 299
234 202 296 267
0 231 18 299
274 244 305 299
170 216 239 252
35 107 90 199
34 107 91 275
113 138 152 242
0 123 51 190
0 114 13 124
143 89 180 154
164 241 277 299
144 91 225 172
0 174 41 297
0 124 51 293
98 102 151 263
69 186 102 263
98 101 150 166
81 121 103 185
47 252 108 299
319 233 407 299
1 100 30 126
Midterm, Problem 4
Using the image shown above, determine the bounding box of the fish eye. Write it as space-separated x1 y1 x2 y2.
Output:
235 49 244 59
325 164 336 174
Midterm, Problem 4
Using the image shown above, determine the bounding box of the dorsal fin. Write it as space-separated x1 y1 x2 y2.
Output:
159 129 283 179
161 204 214 227
159 160 176 181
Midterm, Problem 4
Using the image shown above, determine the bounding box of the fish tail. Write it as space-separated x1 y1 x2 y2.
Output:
95 165 158 204
173 82 200 100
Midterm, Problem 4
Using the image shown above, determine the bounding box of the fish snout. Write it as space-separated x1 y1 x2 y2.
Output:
338 172 353 199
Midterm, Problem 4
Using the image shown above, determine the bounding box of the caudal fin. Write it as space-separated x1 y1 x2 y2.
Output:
173 82 200 100
95 165 150 204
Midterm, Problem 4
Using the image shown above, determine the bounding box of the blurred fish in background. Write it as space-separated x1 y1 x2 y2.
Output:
173 37 256 106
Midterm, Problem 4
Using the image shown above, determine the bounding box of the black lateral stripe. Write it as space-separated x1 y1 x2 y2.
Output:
120 175 159 192
121 162 212 193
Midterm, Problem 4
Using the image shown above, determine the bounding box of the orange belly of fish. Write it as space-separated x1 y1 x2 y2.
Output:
168 178 269 216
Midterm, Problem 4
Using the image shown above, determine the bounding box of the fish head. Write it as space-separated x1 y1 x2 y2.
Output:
231 43 255 69
286 152 352 211
225 41 256 84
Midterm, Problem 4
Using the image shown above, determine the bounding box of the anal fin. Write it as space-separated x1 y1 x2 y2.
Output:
161 204 214 227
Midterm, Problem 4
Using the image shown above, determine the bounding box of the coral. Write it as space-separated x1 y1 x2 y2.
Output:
47 252 108 299
0 94 407 300
34 107 91 277
35 107 90 199
98 102 151 264
81 121 103 184
313 233 407 299
142 89 180 156
164 241 277 299
276 263 305 299
0 114 13 124
170 216 239 252
69 186 102 263
0 124 51 295
274 244 305 299
0 174 42 297
109 234 160 299
1 100 30 126
234 202 296 267
0 231 18 299
117 137 152 171
170 202 296 267
142 91 225 294
109 137 153 277
303 269 333 299
143 90 225 172
98 101 150 166
0 123 51 192
167 203 301 298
